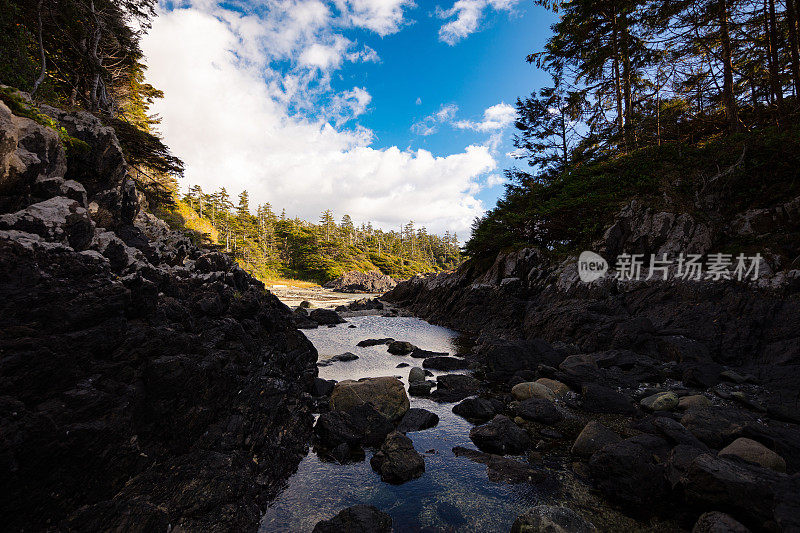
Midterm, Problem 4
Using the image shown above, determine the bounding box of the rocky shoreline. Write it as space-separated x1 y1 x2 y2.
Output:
0 94 317 531
381 202 800 530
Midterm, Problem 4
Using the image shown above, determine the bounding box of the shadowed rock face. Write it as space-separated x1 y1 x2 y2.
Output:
0 97 318 532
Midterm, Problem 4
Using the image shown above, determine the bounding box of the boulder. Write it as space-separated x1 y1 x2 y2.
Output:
511 381 556 402
475 339 563 383
588 435 671 506
312 505 392 533
310 308 346 325
370 431 425 484
719 438 787 473
409 348 448 358
678 453 786 526
691 511 750 533
453 447 545 484
323 270 397 293
356 338 394 347
312 378 336 397
387 340 415 355
469 415 531 455
407 381 433 397
330 377 410 421
515 398 564 425
396 408 439 433
678 395 711 410
581 384 635 415
535 378 571 398
680 407 752 449
571 420 621 458
408 367 425 383
452 397 500 422
314 404 393 448
652 417 707 449
422 356 467 371
511 505 597 533
640 391 679 412
0 197 93 250
432 374 481 402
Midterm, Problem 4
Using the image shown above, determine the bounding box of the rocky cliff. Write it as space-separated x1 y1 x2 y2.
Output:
0 90 317 531
385 197 800 404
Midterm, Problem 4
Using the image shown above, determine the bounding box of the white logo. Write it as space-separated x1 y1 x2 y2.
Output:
578 251 608 282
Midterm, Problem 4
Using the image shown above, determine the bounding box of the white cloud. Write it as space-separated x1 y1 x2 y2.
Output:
411 103 459 135
455 102 516 132
486 173 506 187
142 4 493 235
334 0 415 36
437 0 518 45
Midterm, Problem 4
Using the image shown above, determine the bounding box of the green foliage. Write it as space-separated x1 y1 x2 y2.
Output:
181 185 462 283
467 125 800 259
0 86 89 156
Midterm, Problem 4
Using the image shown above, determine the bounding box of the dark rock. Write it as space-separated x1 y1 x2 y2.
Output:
409 347 449 358
680 407 753 449
588 435 671 507
452 397 500 422
432 374 481 402
571 420 621 458
581 384 635 415
299 300 311 308
692 511 750 533
681 361 724 389
331 352 359 362
476 339 564 383
357 338 394 347
387 340 416 355
396 362 409 368
408 381 433 397
330 377 409 422
310 308 346 325
678 453 786 527
422 356 468 370
0 197 94 250
515 398 564 425
453 446 546 484
323 271 397 293
312 505 392 533
370 431 425 484
652 417 707 449
408 367 425 383
345 298 384 311
469 415 531 455
396 408 439 433
511 505 597 533
314 404 393 448
312 378 336 397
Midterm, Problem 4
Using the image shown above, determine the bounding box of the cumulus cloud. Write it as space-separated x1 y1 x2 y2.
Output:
455 102 516 132
142 3 494 235
437 0 518 45
485 173 507 187
334 0 415 36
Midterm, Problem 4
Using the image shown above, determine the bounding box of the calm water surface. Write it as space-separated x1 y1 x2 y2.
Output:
259 315 545 532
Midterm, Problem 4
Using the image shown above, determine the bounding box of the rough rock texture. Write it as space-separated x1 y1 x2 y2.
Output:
384 201 800 404
0 98 317 531
469 415 531 455
330 377 410 421
571 421 621 458
370 431 425 484
511 505 597 533
324 270 397 293
312 505 392 533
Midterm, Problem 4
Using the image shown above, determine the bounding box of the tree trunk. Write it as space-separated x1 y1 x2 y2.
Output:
767 0 784 114
31 0 47 96
788 0 800 96
620 11 634 148
719 0 740 131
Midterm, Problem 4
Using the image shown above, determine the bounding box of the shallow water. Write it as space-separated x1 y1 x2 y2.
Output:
259 315 546 533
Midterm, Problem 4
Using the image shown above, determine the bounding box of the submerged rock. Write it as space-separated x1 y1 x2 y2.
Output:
452 397 500 422
357 338 394 347
312 505 392 533
469 415 531 455
511 505 597 533
396 408 439 433
387 340 416 355
422 356 468 370
410 347 449 358
310 308 346 325
453 446 545 484
433 374 481 402
370 431 425 484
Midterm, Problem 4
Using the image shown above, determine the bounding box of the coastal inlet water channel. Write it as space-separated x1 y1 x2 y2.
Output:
259 314 548 532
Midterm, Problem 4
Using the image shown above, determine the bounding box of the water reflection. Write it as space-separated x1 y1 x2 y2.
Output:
260 315 543 533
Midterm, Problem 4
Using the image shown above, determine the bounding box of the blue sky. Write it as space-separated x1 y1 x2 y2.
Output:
142 0 556 237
